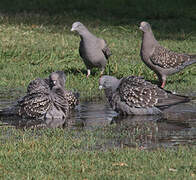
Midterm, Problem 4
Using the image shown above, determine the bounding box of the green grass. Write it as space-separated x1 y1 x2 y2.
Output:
0 127 196 179
0 0 196 179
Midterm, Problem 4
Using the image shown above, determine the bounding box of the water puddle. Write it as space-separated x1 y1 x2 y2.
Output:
0 89 196 150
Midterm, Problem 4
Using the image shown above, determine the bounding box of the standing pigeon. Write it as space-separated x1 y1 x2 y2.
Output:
71 22 112 77
139 21 196 88
99 75 189 115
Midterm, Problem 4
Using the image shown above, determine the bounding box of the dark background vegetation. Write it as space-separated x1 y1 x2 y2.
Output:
0 0 196 29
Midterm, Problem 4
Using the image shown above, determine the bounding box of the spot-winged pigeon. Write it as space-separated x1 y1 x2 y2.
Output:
99 75 190 115
139 21 196 88
71 22 112 77
0 71 79 120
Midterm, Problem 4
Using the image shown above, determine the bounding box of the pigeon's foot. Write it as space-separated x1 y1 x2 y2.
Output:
86 69 91 78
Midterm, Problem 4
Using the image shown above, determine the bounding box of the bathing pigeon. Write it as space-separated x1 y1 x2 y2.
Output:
0 71 79 120
71 22 112 77
139 21 196 88
99 75 190 115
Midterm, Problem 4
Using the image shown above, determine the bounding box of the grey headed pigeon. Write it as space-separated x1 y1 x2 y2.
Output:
139 21 196 88
99 75 190 115
71 22 112 77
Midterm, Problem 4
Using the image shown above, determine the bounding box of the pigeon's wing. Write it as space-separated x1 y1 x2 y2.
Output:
99 39 112 59
117 76 160 108
117 76 187 108
27 78 49 94
18 93 51 118
51 88 70 115
150 46 190 69
64 90 79 109
79 40 86 59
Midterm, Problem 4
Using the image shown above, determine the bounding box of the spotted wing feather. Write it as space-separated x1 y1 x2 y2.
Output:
64 90 79 109
27 78 50 94
18 93 51 118
117 76 169 108
150 46 190 68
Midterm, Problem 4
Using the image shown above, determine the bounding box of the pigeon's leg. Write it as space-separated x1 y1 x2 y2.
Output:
87 69 91 78
157 73 166 88
160 75 166 89
161 80 166 89
100 68 105 76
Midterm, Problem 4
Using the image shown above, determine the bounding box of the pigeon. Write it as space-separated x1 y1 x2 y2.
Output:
139 21 196 88
71 22 112 77
49 71 79 109
99 75 190 115
0 71 79 120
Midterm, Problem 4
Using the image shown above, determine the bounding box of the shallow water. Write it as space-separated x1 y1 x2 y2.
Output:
0 89 196 150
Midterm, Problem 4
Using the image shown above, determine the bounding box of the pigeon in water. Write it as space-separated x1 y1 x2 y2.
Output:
48 71 79 109
99 75 190 115
71 22 112 77
0 71 79 120
139 21 196 88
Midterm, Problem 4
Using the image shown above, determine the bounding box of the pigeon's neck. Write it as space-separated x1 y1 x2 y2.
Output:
79 29 95 40
104 78 121 100
112 78 121 92
104 88 113 102
142 30 159 50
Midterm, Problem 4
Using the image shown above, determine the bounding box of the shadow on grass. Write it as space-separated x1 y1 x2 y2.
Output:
63 67 102 77
63 67 87 76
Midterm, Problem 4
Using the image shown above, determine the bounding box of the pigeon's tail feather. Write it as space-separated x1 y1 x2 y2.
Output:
102 47 112 60
0 106 18 117
73 91 80 99
158 94 190 109
190 55 196 64
190 54 196 59
179 55 196 68
190 55 196 65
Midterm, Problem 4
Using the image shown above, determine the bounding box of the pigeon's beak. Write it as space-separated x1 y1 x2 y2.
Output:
99 85 103 90
71 27 75 31
53 80 57 86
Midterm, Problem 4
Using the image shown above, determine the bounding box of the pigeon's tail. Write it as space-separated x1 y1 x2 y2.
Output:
0 106 18 117
158 94 190 109
73 91 80 99
189 55 196 64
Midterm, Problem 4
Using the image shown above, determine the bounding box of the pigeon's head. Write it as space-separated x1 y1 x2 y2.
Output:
49 71 66 89
139 21 152 32
99 76 120 93
71 22 86 34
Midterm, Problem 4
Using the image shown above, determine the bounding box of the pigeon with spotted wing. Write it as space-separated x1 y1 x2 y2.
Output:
139 21 196 88
0 71 79 120
71 22 112 77
99 75 189 115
